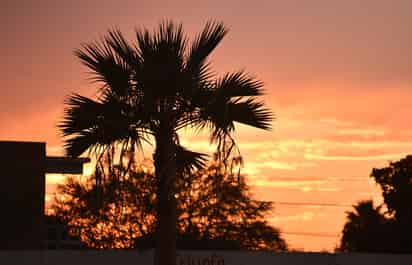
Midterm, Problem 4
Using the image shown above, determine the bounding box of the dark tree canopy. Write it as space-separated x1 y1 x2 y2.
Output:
52 159 287 251
52 163 157 248
338 200 390 253
371 155 412 222
339 155 412 253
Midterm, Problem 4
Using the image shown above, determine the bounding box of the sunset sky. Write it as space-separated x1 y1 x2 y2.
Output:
2 0 412 251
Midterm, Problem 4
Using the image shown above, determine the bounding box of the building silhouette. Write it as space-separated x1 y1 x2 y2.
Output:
0 141 89 249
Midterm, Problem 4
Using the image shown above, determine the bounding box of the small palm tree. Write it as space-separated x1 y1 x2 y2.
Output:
339 200 388 252
60 21 272 265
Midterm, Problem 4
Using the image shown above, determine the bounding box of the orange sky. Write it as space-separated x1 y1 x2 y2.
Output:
2 0 412 251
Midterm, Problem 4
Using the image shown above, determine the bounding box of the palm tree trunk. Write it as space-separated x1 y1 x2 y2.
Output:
154 123 177 265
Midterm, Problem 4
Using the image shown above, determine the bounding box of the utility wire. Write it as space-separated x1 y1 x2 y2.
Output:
45 195 344 239
267 177 374 182
45 193 355 208
282 232 338 238
273 201 352 208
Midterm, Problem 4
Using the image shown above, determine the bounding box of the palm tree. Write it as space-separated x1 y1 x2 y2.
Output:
339 200 388 252
60 21 272 265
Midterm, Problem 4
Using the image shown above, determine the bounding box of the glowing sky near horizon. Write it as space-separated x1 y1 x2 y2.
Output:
2 0 412 251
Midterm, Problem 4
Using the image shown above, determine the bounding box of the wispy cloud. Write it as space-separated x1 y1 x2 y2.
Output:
305 152 409 161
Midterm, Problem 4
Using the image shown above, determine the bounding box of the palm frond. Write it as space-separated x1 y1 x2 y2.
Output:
156 21 186 58
135 21 187 102
225 98 273 130
180 69 269 135
186 21 227 74
135 21 186 62
63 129 109 157
176 145 208 174
59 94 104 136
182 21 227 101
215 71 264 98
189 96 273 144
60 93 150 157
75 41 131 98
106 29 141 69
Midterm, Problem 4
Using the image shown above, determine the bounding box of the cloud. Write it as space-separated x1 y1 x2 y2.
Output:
46 174 67 185
269 211 328 223
337 128 386 137
305 152 409 161
247 179 327 189
245 174 330 190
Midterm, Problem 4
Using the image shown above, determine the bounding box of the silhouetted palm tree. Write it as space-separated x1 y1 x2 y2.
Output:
339 200 388 252
60 21 272 265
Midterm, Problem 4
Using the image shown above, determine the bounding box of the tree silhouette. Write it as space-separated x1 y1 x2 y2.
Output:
51 162 156 248
339 155 412 253
338 200 389 252
51 160 286 251
59 20 272 265
370 155 412 252
371 155 412 224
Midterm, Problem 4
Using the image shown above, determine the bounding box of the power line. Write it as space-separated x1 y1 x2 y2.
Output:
44 194 344 239
45 192 355 209
267 177 374 182
282 232 338 238
273 201 352 208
